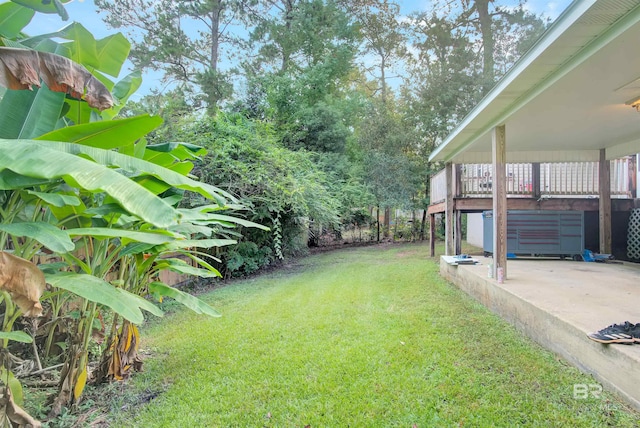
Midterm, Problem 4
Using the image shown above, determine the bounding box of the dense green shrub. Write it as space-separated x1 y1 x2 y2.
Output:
224 242 274 277
177 113 346 275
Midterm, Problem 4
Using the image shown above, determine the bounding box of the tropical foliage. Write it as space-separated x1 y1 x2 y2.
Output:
0 0 555 423
107 0 547 242
0 1 265 424
179 113 347 275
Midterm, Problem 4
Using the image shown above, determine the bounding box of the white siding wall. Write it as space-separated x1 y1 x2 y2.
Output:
466 213 484 249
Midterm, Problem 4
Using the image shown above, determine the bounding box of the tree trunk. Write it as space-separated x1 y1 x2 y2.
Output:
383 206 390 238
393 209 398 241
379 48 387 106
376 206 380 242
475 0 494 94
280 0 295 73
420 180 429 240
207 0 223 114
412 209 417 241
210 1 221 74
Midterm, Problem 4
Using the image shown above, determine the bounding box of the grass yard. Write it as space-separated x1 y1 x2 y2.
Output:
111 243 639 427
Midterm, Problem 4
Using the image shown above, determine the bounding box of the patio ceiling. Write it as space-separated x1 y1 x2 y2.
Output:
429 0 640 164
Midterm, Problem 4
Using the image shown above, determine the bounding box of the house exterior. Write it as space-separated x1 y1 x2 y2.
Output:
424 1 640 408
462 155 639 250
427 0 640 277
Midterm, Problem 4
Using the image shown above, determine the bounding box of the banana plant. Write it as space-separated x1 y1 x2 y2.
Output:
0 3 267 418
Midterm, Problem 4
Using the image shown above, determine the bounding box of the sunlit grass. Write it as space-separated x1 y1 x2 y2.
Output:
116 242 639 427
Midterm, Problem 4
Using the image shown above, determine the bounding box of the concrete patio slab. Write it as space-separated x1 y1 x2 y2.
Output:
439 256 640 410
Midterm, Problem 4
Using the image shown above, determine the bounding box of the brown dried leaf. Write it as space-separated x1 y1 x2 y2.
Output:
0 47 40 90
0 252 46 317
107 322 142 381
0 47 114 111
0 386 42 428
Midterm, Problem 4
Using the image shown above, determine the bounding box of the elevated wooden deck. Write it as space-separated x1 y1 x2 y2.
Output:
426 158 639 258
427 197 638 215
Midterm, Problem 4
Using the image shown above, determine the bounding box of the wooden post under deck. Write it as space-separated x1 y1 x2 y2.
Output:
492 125 507 279
454 164 462 254
599 149 612 254
429 213 436 257
445 162 454 255
455 212 462 255
532 163 541 199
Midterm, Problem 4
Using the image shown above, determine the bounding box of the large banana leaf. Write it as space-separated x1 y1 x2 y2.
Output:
149 282 221 317
46 272 163 324
24 190 80 207
36 140 234 203
22 23 129 78
0 41 115 139
37 115 163 149
102 71 143 120
0 170 50 189
0 40 64 138
66 228 177 246
0 46 114 111
0 222 75 253
154 258 221 278
178 208 269 230
0 140 180 228
10 0 70 19
95 33 130 78
0 2 34 38
20 24 130 126
57 23 100 71
0 86 65 139
153 238 237 253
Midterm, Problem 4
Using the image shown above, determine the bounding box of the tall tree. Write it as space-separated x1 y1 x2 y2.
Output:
242 0 360 153
457 0 548 93
95 0 242 113
404 0 548 147
248 0 358 74
357 98 421 238
356 0 406 105
404 12 481 148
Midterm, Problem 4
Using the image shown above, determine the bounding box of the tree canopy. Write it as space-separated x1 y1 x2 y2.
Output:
88 0 550 245
65 0 547 243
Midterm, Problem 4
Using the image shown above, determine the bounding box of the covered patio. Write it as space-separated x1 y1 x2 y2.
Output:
427 0 640 409
428 0 640 275
440 256 640 409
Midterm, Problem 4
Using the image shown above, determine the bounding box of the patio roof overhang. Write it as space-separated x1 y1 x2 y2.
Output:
429 0 640 164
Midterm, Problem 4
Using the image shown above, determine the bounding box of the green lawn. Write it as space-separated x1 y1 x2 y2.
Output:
113 243 639 427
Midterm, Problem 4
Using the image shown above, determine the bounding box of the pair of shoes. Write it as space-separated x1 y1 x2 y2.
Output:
587 321 640 344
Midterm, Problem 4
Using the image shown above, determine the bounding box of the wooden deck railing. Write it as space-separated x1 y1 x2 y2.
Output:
430 168 447 204
431 157 636 202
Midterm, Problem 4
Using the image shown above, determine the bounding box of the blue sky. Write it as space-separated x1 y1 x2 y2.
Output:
25 0 575 99
30 0 574 34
